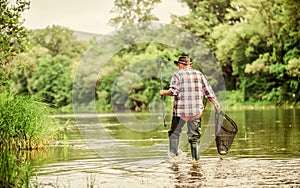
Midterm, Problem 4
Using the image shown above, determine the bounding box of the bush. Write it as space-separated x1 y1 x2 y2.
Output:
226 90 245 106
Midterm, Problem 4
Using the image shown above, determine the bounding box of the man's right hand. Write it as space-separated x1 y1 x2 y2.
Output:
160 90 171 96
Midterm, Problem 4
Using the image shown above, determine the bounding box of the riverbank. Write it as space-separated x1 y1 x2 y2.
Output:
226 103 300 110
57 101 300 115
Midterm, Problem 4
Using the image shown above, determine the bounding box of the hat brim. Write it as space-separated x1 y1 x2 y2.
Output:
174 61 192 65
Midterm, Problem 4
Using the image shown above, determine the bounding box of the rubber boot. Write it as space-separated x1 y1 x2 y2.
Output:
169 138 179 156
190 142 200 160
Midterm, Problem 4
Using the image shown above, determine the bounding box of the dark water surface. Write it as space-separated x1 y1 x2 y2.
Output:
31 109 300 187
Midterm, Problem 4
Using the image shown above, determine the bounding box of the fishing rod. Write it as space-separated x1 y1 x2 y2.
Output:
159 58 166 127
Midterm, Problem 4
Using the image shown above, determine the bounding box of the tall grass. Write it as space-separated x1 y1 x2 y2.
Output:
0 92 58 150
0 91 59 187
0 146 33 187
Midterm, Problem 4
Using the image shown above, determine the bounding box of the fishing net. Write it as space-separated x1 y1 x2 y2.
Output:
215 110 238 155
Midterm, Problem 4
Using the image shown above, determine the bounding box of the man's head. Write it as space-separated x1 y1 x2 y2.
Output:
174 56 192 66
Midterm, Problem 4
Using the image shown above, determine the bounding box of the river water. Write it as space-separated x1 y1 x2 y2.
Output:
31 108 300 187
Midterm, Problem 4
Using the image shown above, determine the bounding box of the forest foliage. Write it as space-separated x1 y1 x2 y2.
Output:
1 0 299 113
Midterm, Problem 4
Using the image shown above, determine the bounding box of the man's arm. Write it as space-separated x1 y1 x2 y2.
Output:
208 97 220 111
201 75 221 111
161 73 179 96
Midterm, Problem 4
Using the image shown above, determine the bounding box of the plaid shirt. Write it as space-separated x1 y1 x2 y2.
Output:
169 67 218 117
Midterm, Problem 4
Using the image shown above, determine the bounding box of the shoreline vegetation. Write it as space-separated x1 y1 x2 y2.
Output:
54 101 300 118
0 92 60 188
226 102 300 110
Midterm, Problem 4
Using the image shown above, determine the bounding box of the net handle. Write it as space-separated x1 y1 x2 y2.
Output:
216 110 238 132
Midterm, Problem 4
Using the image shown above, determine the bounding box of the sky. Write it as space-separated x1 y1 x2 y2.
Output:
21 0 190 35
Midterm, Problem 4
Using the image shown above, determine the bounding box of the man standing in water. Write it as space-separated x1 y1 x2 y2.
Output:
160 56 220 160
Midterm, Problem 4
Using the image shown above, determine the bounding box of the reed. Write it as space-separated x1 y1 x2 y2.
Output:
0 92 58 150
0 91 59 187
0 146 33 187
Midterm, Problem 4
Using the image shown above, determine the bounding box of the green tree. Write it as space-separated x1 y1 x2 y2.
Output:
213 0 283 101
0 0 30 65
277 0 300 103
9 45 50 94
173 0 232 47
109 0 161 28
30 25 88 60
9 26 91 109
172 0 236 90
0 0 30 88
172 0 299 105
238 0 299 104
95 43 176 112
28 55 73 108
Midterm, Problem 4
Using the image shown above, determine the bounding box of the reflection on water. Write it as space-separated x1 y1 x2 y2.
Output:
31 109 300 187
226 109 300 158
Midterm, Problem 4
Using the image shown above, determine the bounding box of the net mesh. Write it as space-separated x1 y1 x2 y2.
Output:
215 111 238 155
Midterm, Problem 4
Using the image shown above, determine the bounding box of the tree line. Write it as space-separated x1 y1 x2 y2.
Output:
173 0 300 105
1 0 299 113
